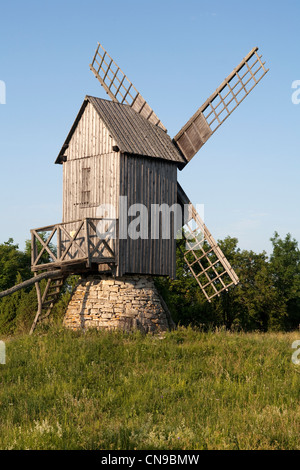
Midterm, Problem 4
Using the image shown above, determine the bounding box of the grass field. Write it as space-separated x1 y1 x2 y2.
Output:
0 327 299 450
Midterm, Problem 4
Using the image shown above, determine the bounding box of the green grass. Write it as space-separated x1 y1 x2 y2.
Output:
0 327 299 450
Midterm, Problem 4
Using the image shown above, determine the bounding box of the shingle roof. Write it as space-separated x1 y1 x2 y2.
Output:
55 96 186 166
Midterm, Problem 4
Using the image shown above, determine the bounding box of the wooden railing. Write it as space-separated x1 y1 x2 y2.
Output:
31 218 118 271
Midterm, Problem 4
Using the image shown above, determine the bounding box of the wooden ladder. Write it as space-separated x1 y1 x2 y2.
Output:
30 274 67 334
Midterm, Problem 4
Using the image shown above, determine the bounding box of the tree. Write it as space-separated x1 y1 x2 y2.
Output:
0 238 70 335
269 232 300 330
157 234 288 332
155 236 214 327
214 242 286 331
0 239 31 291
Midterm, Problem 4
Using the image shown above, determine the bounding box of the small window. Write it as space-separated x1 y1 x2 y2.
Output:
82 167 91 189
81 168 91 208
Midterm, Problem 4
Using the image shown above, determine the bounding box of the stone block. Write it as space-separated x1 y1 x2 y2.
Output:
64 275 172 333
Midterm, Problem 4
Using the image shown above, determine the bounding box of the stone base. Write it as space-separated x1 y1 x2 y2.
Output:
63 275 174 333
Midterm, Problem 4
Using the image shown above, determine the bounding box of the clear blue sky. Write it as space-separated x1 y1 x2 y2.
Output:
0 0 299 255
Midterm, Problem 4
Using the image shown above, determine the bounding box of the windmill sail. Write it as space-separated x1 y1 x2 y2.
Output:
90 43 166 132
177 183 239 301
173 47 269 162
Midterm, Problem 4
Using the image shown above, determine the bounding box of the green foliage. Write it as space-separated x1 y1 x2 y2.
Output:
0 239 77 336
269 232 300 330
0 273 23 336
0 239 31 291
0 328 299 450
156 233 300 332
155 237 215 327
213 238 287 331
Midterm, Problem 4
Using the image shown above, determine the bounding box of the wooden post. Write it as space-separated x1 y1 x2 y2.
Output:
0 270 61 299
115 219 120 276
31 230 37 268
85 218 91 267
30 274 43 335
57 225 61 261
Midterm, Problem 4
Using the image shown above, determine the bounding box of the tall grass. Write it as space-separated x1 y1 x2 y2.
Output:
0 327 299 450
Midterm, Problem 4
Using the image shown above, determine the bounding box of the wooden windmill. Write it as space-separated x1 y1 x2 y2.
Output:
29 43 268 333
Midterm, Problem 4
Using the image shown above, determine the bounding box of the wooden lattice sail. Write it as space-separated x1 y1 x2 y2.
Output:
177 183 239 301
173 47 269 161
90 43 166 131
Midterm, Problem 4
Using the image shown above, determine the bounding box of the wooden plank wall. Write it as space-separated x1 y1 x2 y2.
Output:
119 155 177 278
61 101 178 278
63 153 120 222
62 102 120 223
64 102 117 160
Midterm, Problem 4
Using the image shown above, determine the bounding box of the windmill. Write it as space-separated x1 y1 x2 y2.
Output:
88 43 268 296
27 43 268 333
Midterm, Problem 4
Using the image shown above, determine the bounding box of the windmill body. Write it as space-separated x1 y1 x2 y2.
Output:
29 44 268 332
56 96 184 280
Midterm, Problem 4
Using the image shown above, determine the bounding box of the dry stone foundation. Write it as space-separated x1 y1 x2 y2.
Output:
64 275 174 333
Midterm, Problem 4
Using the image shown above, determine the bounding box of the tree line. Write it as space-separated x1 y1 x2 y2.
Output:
156 232 300 332
0 232 299 336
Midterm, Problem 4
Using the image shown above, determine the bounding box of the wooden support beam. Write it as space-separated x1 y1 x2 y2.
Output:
30 277 43 335
0 270 62 299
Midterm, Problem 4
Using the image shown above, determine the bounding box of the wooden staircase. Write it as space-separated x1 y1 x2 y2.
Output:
30 273 67 334
0 269 69 335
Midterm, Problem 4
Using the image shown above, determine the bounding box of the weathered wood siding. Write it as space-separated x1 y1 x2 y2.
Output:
61 101 178 278
62 153 120 222
62 102 120 223
119 154 177 278
64 102 117 160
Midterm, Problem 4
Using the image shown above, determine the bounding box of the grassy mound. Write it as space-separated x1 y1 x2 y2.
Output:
0 327 299 450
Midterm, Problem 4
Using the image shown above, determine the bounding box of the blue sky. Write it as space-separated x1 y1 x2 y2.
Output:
0 0 299 255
